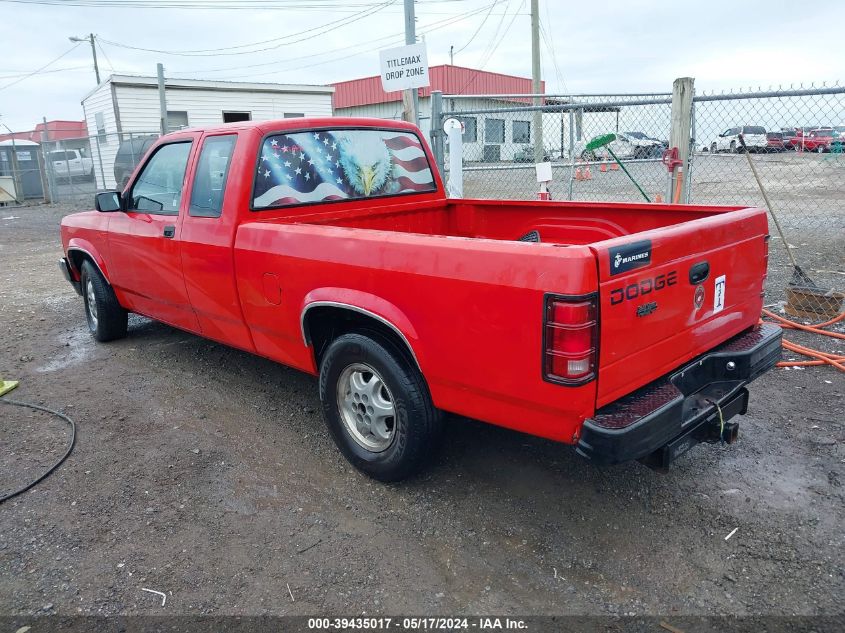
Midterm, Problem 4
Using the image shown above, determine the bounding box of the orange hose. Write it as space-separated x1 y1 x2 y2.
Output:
672 169 684 204
761 309 845 372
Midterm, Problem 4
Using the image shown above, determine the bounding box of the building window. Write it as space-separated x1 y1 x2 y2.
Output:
485 118 505 144
455 116 477 142
513 120 531 144
167 111 189 132
222 111 251 123
284 113 305 118
95 112 107 145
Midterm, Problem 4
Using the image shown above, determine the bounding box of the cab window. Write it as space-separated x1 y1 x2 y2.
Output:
128 141 192 215
189 135 237 218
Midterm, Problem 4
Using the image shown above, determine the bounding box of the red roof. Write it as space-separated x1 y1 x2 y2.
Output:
331 64 544 109
0 120 87 143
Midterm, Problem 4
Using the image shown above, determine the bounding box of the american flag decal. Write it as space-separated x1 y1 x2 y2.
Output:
253 129 435 209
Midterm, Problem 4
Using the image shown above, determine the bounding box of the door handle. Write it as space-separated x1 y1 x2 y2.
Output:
163 225 175 238
689 261 710 284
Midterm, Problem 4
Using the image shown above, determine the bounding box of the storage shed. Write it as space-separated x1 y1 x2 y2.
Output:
81 75 335 188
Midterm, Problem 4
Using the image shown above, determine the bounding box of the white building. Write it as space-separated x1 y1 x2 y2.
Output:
81 75 334 188
331 65 544 163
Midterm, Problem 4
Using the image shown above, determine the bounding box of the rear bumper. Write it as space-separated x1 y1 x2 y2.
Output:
576 323 782 468
59 257 82 295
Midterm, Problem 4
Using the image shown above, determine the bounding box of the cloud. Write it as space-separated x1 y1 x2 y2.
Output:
0 0 842 131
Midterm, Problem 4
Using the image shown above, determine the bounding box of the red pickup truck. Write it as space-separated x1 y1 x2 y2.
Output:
59 118 781 481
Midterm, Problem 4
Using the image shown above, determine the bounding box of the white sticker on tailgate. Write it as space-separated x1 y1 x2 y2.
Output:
714 275 726 313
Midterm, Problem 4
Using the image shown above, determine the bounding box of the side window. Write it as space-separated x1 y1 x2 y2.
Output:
485 118 505 144
189 135 237 218
128 142 192 215
512 120 531 144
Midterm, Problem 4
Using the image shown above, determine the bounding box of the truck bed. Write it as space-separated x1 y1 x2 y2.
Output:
267 197 741 246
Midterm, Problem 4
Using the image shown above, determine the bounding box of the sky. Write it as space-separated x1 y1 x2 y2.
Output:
0 0 844 132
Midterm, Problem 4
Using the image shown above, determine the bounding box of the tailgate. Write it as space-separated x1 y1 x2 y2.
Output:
591 207 769 408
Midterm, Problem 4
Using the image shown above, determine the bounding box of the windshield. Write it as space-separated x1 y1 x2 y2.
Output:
767 133 783 139
743 126 766 135
624 132 646 139
49 151 73 161
253 128 436 210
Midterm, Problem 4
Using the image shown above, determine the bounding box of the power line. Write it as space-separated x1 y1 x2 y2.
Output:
0 43 82 92
2 0 415 8
452 0 523 95
0 65 89 79
98 0 397 56
170 2 499 75
452 0 498 55
539 20 566 94
95 38 116 73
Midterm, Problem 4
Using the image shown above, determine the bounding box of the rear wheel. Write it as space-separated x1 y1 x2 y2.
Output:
816 145 827 153
81 261 128 342
319 332 442 481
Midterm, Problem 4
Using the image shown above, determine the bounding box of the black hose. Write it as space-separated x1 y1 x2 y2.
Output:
0 397 76 504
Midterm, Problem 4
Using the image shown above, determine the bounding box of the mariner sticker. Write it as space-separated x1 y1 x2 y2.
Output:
609 240 652 276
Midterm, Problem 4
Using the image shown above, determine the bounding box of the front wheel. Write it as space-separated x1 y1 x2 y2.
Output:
730 141 738 153
81 261 128 342
816 145 827 154
710 142 717 153
319 332 442 481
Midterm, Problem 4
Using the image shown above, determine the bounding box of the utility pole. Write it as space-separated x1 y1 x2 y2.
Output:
402 0 419 127
450 45 454 65
530 0 543 163
157 63 168 135
69 33 100 84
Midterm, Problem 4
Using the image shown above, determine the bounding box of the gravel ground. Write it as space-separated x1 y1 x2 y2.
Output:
0 203 842 621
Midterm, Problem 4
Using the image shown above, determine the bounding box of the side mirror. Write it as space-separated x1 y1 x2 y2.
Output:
95 190 122 212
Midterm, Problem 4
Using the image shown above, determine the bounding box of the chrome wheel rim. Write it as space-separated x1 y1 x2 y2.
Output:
336 363 396 452
85 278 98 328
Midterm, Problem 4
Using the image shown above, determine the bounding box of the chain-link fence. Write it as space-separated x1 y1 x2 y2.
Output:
435 85 845 319
0 128 161 207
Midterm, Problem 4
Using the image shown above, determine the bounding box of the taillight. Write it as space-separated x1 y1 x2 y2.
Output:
543 294 598 385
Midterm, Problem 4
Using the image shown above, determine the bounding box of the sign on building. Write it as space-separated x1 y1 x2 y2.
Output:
379 43 429 92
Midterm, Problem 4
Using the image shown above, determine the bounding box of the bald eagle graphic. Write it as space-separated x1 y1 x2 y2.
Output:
336 134 394 197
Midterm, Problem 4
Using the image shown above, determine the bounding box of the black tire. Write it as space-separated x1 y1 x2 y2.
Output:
730 140 738 153
80 260 128 342
710 142 717 153
319 332 442 482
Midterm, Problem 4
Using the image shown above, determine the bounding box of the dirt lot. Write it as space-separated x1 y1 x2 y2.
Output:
0 203 843 621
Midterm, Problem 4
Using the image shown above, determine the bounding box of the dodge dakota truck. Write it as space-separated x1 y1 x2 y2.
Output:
59 118 781 481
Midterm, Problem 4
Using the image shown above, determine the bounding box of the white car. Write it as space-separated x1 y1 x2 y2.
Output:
579 132 663 160
49 149 94 180
709 126 768 153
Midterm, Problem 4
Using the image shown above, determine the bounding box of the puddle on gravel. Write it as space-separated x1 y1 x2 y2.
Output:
36 328 94 373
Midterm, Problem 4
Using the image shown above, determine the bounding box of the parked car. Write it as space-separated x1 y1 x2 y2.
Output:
779 128 798 150
59 117 781 481
622 132 666 157
48 149 94 181
765 132 786 152
580 132 662 160
710 126 767 153
113 135 158 189
513 145 551 162
792 128 836 153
